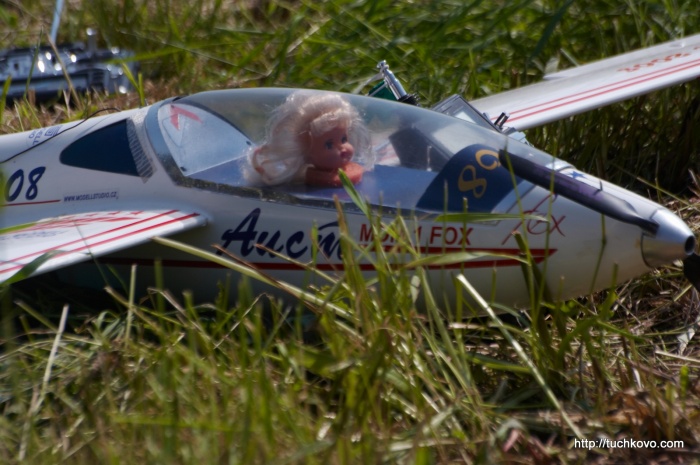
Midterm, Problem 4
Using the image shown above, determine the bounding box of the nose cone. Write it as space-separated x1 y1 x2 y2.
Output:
641 209 696 267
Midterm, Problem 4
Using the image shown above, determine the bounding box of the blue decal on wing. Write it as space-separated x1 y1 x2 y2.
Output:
415 144 516 213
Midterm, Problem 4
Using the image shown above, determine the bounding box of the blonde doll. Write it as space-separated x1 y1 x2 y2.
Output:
250 91 373 187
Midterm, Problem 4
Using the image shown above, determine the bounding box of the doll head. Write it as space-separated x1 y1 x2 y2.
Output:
305 111 354 171
250 91 373 186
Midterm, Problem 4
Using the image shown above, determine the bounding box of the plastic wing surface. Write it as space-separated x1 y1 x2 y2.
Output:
470 33 700 130
0 209 206 284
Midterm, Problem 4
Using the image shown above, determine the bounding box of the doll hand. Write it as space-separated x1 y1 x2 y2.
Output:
343 162 363 185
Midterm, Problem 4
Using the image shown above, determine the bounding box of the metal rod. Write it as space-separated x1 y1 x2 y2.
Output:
50 0 64 43
376 60 408 100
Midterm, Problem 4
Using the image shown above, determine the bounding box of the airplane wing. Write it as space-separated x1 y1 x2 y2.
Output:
470 33 700 130
0 209 206 284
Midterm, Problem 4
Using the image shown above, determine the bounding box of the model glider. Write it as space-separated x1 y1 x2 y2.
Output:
1 34 699 307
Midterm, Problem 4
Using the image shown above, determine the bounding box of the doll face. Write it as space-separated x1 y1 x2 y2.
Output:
307 125 354 170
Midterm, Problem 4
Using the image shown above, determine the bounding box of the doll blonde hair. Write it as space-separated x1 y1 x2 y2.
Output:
250 90 373 186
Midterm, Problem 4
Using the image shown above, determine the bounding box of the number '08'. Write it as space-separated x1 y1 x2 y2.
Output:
4 167 46 202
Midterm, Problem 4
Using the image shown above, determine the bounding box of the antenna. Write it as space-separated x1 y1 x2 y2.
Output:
50 0 65 43
375 61 419 105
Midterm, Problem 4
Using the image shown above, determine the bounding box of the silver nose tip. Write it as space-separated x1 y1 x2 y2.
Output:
641 209 696 267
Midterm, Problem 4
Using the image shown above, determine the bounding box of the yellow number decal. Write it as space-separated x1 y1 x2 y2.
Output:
458 165 487 198
457 149 500 198
475 149 500 170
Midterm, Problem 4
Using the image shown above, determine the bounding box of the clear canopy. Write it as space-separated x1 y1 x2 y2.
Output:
147 88 557 212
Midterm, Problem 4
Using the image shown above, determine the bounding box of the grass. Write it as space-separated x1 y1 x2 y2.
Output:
1 0 700 463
